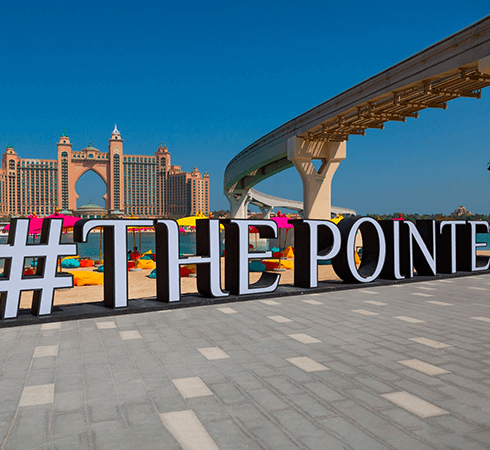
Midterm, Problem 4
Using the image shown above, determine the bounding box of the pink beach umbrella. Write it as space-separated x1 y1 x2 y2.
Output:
270 215 293 230
2 215 44 237
44 212 80 229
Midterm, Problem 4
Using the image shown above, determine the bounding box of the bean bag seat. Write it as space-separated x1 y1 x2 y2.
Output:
97 266 104 272
61 258 80 269
263 259 294 270
128 261 135 270
272 252 282 258
67 271 103 286
136 259 156 270
283 246 294 258
270 246 280 253
80 259 94 267
148 269 157 279
183 264 196 274
23 268 35 275
249 261 266 272
180 267 191 277
355 251 361 265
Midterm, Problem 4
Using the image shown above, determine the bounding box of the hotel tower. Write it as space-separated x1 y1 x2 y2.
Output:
0 126 210 218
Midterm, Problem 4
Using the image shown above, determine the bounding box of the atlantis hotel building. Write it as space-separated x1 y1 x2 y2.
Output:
0 126 210 218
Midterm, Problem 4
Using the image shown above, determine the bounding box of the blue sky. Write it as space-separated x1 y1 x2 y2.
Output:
1 1 489 215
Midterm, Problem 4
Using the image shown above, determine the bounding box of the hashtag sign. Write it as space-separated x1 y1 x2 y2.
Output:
0 218 77 319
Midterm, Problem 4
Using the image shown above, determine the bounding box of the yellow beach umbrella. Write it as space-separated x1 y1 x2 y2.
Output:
330 214 344 224
177 211 224 230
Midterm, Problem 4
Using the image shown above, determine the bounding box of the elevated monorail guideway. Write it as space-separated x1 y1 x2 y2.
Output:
224 16 490 219
245 188 356 219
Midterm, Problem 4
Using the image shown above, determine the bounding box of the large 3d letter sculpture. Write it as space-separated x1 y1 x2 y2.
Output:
1 217 490 321
154 219 228 302
222 219 280 295
293 220 341 288
0 218 77 319
332 217 386 283
74 219 153 308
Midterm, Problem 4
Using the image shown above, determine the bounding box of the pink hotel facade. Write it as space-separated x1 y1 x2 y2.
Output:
0 126 210 218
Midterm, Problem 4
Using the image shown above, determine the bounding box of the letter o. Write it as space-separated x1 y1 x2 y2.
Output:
332 217 386 283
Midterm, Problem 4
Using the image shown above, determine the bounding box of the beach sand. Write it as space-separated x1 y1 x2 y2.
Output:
18 259 340 310
18 250 490 311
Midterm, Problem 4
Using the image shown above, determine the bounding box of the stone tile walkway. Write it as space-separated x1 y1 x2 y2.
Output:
1 274 490 449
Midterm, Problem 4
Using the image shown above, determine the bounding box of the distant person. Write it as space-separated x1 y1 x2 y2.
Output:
130 247 141 261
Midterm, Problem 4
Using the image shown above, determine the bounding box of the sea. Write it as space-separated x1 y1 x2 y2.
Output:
0 231 488 269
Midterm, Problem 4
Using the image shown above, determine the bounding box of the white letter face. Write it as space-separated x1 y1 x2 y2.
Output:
332 217 386 283
74 219 153 308
293 220 341 288
224 220 280 295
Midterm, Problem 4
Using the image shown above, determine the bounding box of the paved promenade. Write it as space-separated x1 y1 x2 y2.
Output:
1 275 490 449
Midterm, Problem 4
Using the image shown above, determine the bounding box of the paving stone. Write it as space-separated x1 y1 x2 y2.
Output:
303 381 345 402
208 382 248 405
247 388 290 412
272 408 325 439
33 345 58 358
318 416 391 450
172 376 213 399
50 410 91 449
19 383 54 406
259 300 281 305
397 359 450 376
160 411 219 450
286 357 329 373
251 421 303 450
471 317 490 323
41 322 61 330
303 299 323 305
268 315 293 323
287 333 321 344
119 330 142 340
96 321 117 329
204 418 263 450
409 336 451 348
217 307 238 314
394 316 426 323
198 347 230 360
352 309 379 316
382 391 449 418
426 300 452 306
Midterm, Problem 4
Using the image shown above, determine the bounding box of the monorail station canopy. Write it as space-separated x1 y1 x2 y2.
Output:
224 16 490 219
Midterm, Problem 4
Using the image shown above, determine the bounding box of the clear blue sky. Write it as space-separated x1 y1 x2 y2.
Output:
1 1 489 215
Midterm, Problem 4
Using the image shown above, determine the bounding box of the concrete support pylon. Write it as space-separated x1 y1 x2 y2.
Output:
259 206 272 219
287 137 346 220
226 191 251 218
